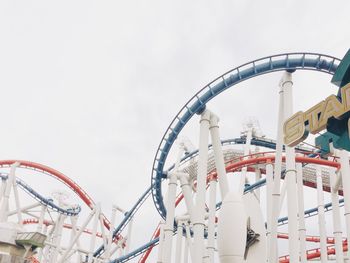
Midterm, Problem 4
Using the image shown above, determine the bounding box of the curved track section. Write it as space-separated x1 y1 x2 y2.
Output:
0 173 81 216
152 52 341 219
0 160 95 209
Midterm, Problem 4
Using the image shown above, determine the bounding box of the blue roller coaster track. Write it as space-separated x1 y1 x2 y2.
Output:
97 52 343 261
151 52 340 220
0 173 81 216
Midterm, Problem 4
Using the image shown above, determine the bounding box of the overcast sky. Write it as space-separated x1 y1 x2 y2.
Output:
0 0 350 260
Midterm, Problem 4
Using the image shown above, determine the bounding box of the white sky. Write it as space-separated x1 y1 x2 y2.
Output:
0 0 350 261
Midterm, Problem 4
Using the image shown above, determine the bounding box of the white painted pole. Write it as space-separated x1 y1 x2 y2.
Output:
209 114 230 199
58 206 97 263
178 173 195 220
163 144 184 263
193 109 210 263
0 178 6 203
255 169 262 202
329 167 344 262
238 128 252 195
266 162 273 262
69 215 83 263
270 78 285 262
316 166 327 262
185 222 194 262
339 149 350 260
278 180 287 214
163 172 178 263
12 178 22 224
183 234 189 263
51 214 66 263
175 221 184 263
157 220 165 263
296 162 307 262
110 242 122 258
106 205 117 259
281 71 299 262
88 203 101 263
37 205 46 233
0 162 19 222
207 175 217 263
98 214 108 252
38 223 48 261
125 217 133 254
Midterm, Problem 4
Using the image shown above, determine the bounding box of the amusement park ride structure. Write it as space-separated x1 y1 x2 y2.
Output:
1 50 350 262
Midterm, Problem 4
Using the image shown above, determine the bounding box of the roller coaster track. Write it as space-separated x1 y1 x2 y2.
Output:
0 160 94 208
0 161 116 236
1 52 344 262
151 52 341 220
0 173 81 216
103 52 342 261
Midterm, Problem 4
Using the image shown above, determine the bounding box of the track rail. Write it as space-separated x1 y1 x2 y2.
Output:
151 52 341 219
0 173 81 216
0 160 94 208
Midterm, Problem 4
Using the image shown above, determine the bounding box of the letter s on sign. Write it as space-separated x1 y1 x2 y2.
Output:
284 111 308 147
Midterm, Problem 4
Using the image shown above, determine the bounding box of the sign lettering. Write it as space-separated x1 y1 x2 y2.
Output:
284 83 350 146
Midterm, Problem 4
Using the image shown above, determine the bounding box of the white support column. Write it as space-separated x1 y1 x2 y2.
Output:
125 217 133 255
162 142 185 263
296 162 307 262
0 178 6 203
183 231 189 263
339 149 350 260
0 162 20 222
175 221 184 263
238 128 253 195
282 71 299 262
37 205 46 233
69 215 83 263
185 222 194 262
51 214 66 263
106 206 117 259
206 175 217 263
330 167 344 262
88 203 101 263
278 180 287 214
34 203 47 261
38 223 48 261
178 173 195 220
193 109 210 263
58 205 97 263
209 114 230 199
255 169 262 202
316 166 327 263
270 78 285 262
12 178 22 224
157 220 165 263
110 241 122 258
266 162 273 262
98 214 108 252
163 172 178 263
